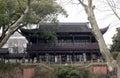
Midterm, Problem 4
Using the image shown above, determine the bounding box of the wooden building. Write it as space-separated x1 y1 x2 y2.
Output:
20 22 109 63
0 22 108 63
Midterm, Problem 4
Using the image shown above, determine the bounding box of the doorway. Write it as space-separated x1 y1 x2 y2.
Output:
61 54 67 63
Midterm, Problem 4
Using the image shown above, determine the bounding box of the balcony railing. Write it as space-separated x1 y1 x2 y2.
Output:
27 42 99 51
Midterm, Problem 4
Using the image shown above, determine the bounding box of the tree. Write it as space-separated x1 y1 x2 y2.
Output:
23 0 67 28
0 0 30 48
111 28 120 52
0 0 67 48
78 0 120 78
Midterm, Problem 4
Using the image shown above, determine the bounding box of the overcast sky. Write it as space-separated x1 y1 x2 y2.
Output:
57 0 120 46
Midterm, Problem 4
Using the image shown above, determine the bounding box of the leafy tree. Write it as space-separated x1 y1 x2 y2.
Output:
21 0 67 41
23 0 67 28
111 28 120 52
0 0 67 48
0 0 30 48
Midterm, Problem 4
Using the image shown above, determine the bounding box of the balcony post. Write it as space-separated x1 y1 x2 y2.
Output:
36 53 39 63
83 53 87 63
90 36 92 42
28 53 30 63
72 51 75 63
59 55 61 64
45 53 49 63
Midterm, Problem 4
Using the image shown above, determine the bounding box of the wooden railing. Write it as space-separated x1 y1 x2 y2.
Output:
27 42 99 51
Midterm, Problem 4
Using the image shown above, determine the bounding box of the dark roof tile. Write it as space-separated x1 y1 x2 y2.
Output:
0 48 9 54
20 22 109 36
39 22 91 32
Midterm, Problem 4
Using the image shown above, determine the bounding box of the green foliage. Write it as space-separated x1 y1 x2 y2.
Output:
0 61 21 72
31 70 42 78
42 30 57 42
0 0 17 27
24 0 67 26
79 67 96 78
0 61 22 78
111 28 120 52
31 65 96 78
31 68 55 78
0 0 66 48
0 0 67 30
97 73 110 78
55 66 82 78
31 66 82 78
111 52 119 60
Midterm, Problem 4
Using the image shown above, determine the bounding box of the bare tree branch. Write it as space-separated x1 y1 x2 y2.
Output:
107 0 120 20
17 0 24 13
78 0 86 7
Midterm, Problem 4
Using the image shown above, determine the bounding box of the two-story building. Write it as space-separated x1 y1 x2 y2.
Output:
20 22 108 63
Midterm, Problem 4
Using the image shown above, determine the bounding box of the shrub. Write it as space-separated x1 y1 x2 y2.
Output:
55 66 82 78
31 67 55 78
111 52 119 60
31 65 97 78
97 73 110 78
0 61 21 71
0 61 22 78
79 67 96 78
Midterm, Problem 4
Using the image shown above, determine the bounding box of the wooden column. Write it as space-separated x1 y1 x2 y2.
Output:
36 53 39 63
72 35 75 43
59 55 61 64
46 53 49 63
28 53 30 63
72 51 75 63
89 36 92 42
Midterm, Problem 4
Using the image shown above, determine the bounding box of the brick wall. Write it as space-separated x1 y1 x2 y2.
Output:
23 67 35 78
22 64 108 78
90 65 108 74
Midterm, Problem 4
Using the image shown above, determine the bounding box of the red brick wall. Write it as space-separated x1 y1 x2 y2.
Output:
91 65 108 74
23 67 35 78
22 64 108 78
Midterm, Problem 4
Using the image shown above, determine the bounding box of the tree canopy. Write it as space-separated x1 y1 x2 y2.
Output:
0 0 22 29
0 0 67 48
0 0 30 48
24 0 67 28
111 28 120 52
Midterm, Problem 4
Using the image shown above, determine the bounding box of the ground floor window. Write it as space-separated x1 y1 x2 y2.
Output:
39 55 46 62
36 52 100 63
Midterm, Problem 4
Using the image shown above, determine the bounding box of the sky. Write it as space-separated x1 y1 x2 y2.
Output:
4 0 120 48
57 0 120 46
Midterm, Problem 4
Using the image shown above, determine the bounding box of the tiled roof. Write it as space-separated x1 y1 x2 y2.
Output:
20 22 109 36
39 22 91 33
0 48 9 54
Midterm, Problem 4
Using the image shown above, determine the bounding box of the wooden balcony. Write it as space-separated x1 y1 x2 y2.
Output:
27 42 99 52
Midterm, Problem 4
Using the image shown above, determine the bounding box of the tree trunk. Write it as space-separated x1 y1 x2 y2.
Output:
79 0 116 77
78 0 120 78
117 65 120 78
84 4 115 71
